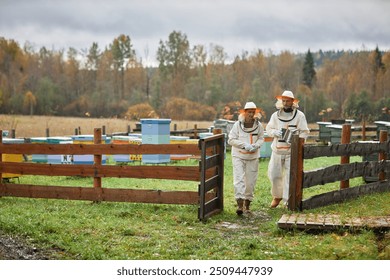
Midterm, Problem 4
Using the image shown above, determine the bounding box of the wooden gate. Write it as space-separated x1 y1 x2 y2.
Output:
198 134 224 220
0 129 224 221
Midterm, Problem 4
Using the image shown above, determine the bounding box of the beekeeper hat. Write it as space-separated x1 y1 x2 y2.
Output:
276 90 299 102
240 102 264 119
244 102 257 110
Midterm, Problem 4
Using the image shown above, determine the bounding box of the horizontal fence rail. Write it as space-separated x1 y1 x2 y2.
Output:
303 159 390 188
0 143 202 155
0 129 224 221
303 142 390 159
0 162 203 180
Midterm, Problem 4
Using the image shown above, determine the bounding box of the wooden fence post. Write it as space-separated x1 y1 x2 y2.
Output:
213 128 223 161
340 124 351 189
379 130 388 181
94 128 102 201
362 116 366 141
0 130 3 189
194 124 198 139
288 135 304 211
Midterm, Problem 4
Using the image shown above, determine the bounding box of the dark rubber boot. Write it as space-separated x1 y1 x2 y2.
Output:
244 200 251 213
236 199 244 215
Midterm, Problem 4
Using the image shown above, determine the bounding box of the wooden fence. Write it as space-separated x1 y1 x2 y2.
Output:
288 124 390 211
0 129 224 221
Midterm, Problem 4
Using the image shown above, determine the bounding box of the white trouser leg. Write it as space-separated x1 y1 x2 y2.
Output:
232 157 259 201
244 158 259 201
268 152 284 199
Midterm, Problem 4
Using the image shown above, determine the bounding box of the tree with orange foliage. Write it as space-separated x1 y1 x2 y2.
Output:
23 91 36 116
123 103 158 120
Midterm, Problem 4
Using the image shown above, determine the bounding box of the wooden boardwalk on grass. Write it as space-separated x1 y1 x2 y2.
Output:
278 214 390 230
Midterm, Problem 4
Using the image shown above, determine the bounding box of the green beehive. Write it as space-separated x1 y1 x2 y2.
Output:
317 122 332 143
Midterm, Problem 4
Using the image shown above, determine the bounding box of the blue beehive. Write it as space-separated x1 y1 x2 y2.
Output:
46 137 73 164
31 137 48 163
112 135 142 163
71 135 107 164
199 132 214 139
141 119 171 163
260 131 272 158
30 136 72 164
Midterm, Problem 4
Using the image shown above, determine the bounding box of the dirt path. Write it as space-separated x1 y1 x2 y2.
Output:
0 232 54 260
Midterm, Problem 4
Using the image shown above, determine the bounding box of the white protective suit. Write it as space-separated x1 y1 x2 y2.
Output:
266 108 309 203
228 115 264 201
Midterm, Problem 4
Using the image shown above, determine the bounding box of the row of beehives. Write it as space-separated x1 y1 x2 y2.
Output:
1 119 211 171
1 133 203 165
317 120 387 144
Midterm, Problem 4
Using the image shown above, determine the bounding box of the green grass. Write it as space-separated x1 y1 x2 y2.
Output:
0 153 389 260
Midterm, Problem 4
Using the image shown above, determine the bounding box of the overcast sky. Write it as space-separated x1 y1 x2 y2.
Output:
1 0 389 65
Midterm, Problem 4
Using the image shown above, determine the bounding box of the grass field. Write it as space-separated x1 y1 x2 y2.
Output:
0 114 214 137
0 152 389 260
0 114 389 260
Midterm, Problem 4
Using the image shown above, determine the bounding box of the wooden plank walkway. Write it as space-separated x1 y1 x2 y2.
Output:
278 214 390 230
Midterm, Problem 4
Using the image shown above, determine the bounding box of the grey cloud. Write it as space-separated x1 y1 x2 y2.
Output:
1 0 389 59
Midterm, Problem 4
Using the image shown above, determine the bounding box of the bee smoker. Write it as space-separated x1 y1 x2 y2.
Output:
281 125 298 144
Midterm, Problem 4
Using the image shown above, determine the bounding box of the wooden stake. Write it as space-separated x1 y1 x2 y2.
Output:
379 130 388 181
340 124 351 189
288 135 304 211
0 130 3 190
94 128 102 201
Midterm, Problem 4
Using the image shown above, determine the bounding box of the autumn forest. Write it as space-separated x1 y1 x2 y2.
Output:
0 31 389 123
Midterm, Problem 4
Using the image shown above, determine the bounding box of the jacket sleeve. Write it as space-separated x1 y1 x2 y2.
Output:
266 114 280 137
228 122 246 149
252 123 265 149
297 112 310 139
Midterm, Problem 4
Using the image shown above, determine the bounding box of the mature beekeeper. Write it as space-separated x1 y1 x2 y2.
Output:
266 90 310 208
228 102 264 215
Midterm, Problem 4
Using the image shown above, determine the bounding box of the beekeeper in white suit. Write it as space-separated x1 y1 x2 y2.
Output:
228 102 264 215
266 90 310 208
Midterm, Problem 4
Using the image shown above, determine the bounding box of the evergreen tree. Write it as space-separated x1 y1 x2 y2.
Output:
156 30 191 79
373 46 385 74
110 34 136 100
302 49 316 88
156 30 192 98
370 46 386 99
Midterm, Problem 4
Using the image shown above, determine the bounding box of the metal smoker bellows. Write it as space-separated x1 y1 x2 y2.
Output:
281 125 298 144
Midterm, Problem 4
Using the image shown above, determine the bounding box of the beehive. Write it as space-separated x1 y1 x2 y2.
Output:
71 135 107 164
141 119 171 163
1 138 24 179
112 135 142 163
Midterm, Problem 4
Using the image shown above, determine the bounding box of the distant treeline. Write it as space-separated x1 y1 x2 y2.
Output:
0 32 389 122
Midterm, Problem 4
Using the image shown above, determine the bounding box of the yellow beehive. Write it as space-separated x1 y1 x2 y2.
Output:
2 154 24 179
1 138 25 179
128 138 142 161
170 136 190 144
